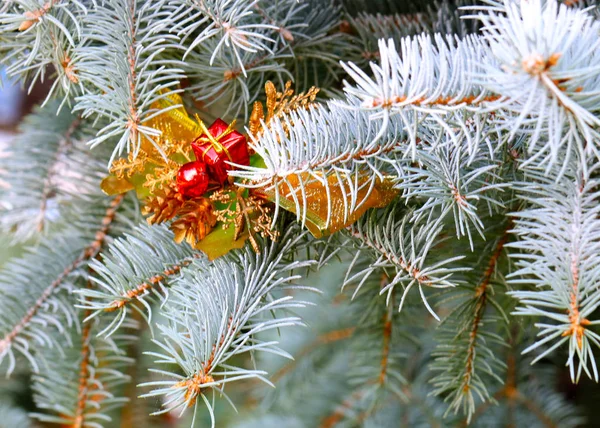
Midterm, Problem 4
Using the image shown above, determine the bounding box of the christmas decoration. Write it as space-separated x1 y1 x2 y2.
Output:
191 118 250 183
100 81 390 255
99 83 327 257
176 161 209 197
99 91 256 255
100 92 198 198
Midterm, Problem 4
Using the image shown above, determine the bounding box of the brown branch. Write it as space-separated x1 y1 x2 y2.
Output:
348 228 432 287
463 316 561 428
521 52 584 115
515 391 559 428
378 313 392 385
18 0 59 31
320 390 365 428
224 51 272 81
378 273 393 385
173 315 240 407
125 0 140 149
366 94 502 109
105 255 200 312
0 195 124 355
174 372 216 407
61 54 79 84
320 385 401 428
461 388 504 427
562 252 590 349
461 328 516 427
221 6 298 82
329 137 420 165
73 279 94 428
118 309 156 426
507 344 559 428
462 228 510 394
37 116 82 232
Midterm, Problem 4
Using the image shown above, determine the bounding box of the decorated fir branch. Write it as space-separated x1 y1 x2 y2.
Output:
100 80 387 260
1 0 600 427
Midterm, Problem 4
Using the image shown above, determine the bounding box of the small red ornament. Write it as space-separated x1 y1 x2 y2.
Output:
176 161 209 197
191 118 250 183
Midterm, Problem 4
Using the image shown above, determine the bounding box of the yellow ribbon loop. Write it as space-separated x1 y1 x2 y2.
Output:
156 94 202 135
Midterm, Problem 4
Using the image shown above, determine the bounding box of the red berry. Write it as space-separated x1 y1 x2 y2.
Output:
176 161 209 197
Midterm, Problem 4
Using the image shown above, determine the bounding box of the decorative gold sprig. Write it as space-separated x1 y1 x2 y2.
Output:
248 81 319 137
210 186 278 253
109 151 148 179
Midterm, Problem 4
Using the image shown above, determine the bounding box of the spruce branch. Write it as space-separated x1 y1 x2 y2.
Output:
428 0 481 38
345 11 429 67
340 35 497 145
342 0 600 175
0 0 87 101
181 0 348 119
1 0 599 423
339 274 419 411
0 103 104 242
509 167 600 382
470 0 600 172
169 0 279 75
74 0 185 164
269 326 356 386
320 390 371 428
0 195 124 376
74 283 95 428
182 40 292 119
430 222 511 422
251 272 360 425
396 141 507 248
139 227 315 426
278 0 350 92
30 305 136 427
464 333 585 428
77 223 200 337
344 206 466 319
318 337 448 427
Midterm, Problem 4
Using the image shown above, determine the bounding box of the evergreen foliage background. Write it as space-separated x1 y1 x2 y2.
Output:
1 0 600 426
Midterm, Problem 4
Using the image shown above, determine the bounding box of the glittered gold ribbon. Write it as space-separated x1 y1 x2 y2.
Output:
155 94 201 135
261 173 399 238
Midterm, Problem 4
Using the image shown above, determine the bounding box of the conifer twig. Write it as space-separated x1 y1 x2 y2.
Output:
0 195 123 356
105 255 201 312
73 279 94 428
462 228 510 396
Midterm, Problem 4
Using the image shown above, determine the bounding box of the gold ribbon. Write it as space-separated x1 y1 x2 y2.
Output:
155 94 202 135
